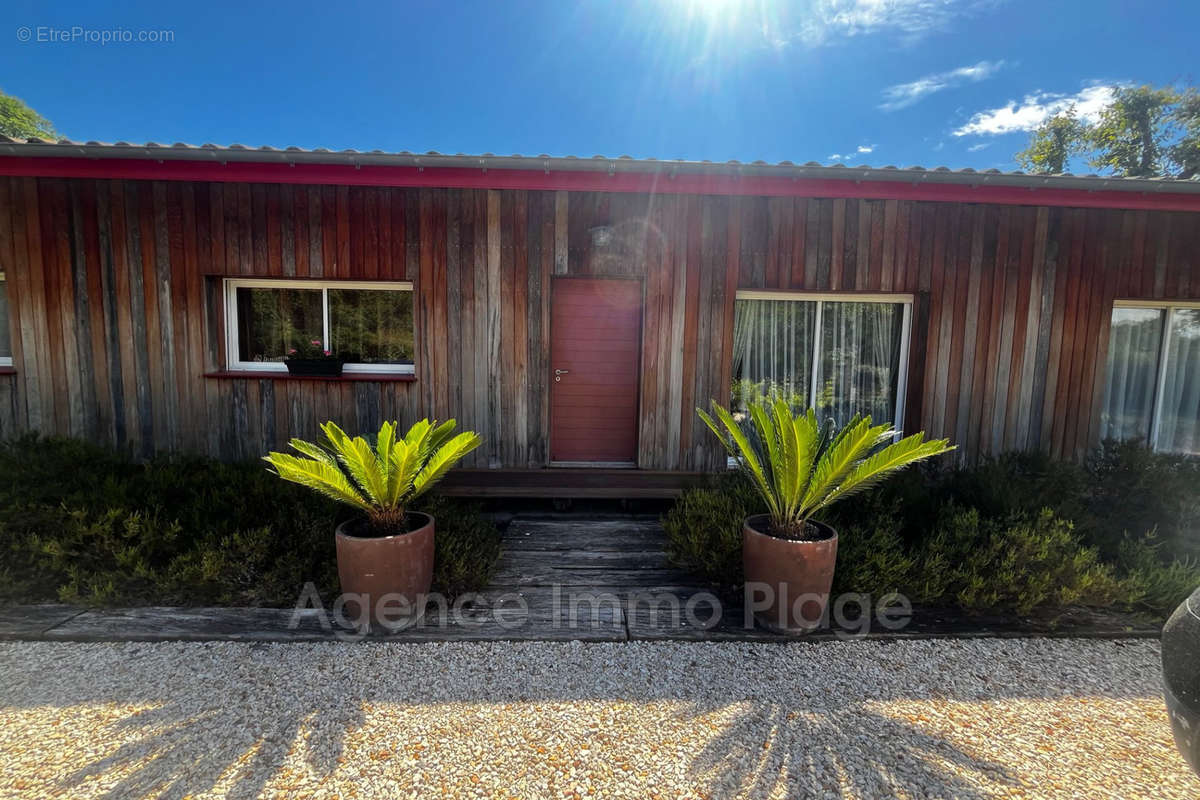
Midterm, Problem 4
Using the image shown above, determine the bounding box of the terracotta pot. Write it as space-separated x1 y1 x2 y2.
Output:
335 512 434 625
743 514 838 635
1162 586 1200 777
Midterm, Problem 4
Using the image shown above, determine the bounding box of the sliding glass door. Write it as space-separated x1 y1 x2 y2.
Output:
1101 302 1200 455
731 292 912 428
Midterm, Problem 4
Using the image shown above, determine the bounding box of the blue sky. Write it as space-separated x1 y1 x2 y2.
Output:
3 0 1196 172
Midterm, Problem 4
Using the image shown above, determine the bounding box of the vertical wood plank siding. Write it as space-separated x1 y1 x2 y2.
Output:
0 177 1196 468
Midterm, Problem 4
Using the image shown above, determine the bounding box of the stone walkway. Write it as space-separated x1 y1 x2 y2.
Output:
0 515 1162 643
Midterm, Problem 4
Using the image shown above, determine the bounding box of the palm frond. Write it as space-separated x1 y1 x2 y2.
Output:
812 433 955 512
265 419 484 523
696 401 954 534
698 404 779 518
263 452 372 510
801 416 894 515
412 431 483 499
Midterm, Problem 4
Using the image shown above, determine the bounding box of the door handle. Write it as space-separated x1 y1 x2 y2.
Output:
555 369 569 382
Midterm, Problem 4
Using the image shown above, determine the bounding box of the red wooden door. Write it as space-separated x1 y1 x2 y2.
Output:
549 277 642 464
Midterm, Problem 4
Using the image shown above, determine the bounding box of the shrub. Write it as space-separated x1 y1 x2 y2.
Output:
417 494 503 599
828 510 918 598
663 444 1199 618
1112 534 1200 615
1083 440 1200 562
662 472 761 590
912 507 1125 614
0 435 499 607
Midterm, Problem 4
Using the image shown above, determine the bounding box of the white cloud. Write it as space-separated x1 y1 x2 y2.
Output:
967 142 991 152
828 144 877 162
953 84 1115 137
880 60 1006 111
766 0 1003 49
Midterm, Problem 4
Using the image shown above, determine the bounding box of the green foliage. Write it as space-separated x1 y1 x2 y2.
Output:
1083 440 1200 562
1114 535 1200 616
829 508 917 598
1011 83 1200 178
417 494 503 598
662 472 762 589
913 507 1123 615
698 399 953 537
0 435 499 606
1016 108 1088 174
1171 88 1200 179
0 90 57 140
265 419 482 535
665 442 1199 617
1088 85 1180 177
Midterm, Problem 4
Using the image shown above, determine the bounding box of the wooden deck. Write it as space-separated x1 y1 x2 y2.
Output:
438 468 709 498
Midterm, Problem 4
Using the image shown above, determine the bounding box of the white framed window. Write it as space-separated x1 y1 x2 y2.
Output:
0 271 11 367
1102 300 1200 455
223 278 415 375
732 291 913 430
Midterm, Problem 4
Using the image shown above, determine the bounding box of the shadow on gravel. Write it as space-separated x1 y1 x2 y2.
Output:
681 699 1018 799
0 638 1165 799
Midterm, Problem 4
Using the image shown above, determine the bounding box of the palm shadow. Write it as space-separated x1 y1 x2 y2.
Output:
681 698 1020 799
0 638 1170 799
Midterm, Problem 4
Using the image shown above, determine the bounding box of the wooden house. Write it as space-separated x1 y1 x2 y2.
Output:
0 141 1196 495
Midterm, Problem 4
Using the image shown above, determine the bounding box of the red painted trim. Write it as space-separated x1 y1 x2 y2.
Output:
1 156 1198 212
0 367 16 376
204 370 417 382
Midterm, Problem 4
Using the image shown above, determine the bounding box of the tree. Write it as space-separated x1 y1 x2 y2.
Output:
0 90 57 140
1087 85 1179 178
1015 107 1087 174
1169 88 1200 179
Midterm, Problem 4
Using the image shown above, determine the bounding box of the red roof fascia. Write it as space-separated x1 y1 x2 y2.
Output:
1 155 1197 212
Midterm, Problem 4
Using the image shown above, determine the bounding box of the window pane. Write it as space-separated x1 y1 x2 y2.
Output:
1155 308 1200 455
328 289 414 366
235 287 323 363
731 299 816 412
816 302 904 426
1101 307 1164 443
0 277 10 358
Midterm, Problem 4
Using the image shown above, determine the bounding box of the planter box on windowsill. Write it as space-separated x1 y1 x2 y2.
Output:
284 357 345 377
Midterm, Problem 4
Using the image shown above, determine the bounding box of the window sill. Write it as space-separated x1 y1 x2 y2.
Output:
204 370 417 383
0 367 15 376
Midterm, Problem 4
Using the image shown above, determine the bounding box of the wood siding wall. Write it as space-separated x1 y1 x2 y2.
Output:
0 178 1195 469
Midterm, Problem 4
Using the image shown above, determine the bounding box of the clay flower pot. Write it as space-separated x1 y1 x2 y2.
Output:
743 514 838 635
1162 586 1200 777
335 512 434 625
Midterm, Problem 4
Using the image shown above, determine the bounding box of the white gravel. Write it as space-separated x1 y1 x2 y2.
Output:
0 638 1193 799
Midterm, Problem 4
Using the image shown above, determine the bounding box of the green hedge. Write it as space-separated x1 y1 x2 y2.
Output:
663 442 1200 617
0 436 501 607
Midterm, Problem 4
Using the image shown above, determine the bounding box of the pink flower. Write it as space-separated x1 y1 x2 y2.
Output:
288 348 297 355
310 339 321 347
323 350 332 356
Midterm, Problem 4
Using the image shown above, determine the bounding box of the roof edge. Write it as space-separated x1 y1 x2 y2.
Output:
1 141 1199 211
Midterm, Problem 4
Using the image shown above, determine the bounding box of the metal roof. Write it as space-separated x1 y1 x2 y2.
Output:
2 136 1198 196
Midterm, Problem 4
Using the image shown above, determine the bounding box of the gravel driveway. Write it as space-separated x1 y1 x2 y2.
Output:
0 638 1193 799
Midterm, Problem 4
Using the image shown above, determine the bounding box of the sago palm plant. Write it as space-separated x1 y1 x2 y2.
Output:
698 399 954 540
264 419 482 536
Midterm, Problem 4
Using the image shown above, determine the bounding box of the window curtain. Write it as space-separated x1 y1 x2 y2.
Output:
1101 307 1164 443
730 299 816 411
1155 308 1200 455
816 302 903 427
